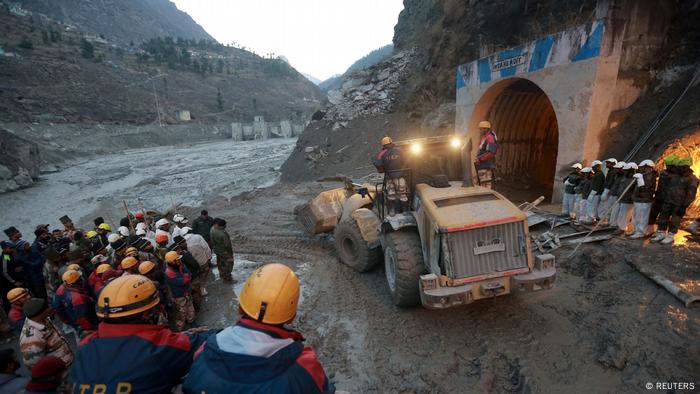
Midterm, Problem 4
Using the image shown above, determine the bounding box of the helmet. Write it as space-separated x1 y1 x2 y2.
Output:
135 211 145 220
66 263 81 271
96 275 160 319
125 247 138 257
62 269 81 285
138 261 156 275
677 157 693 167
155 234 169 244
118 226 130 237
639 159 655 168
605 158 618 164
121 256 138 270
614 161 626 169
591 160 603 167
98 223 111 231
107 233 121 244
580 167 592 173
381 136 392 146
624 162 638 170
478 120 492 129
164 251 181 264
665 154 679 166
7 288 29 303
571 163 583 170
96 263 112 275
173 214 188 224
155 219 169 228
239 263 300 325
135 228 146 236
85 230 97 239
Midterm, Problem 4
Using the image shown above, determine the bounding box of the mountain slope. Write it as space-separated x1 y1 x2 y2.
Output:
13 0 212 45
319 44 393 92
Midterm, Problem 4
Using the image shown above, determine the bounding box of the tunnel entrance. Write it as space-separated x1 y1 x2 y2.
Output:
471 78 559 202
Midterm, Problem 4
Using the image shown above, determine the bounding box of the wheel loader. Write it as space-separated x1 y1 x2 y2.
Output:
297 135 556 308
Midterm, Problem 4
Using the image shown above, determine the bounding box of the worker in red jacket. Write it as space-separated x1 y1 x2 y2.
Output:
6 287 30 334
52 270 97 338
474 120 498 188
71 275 213 392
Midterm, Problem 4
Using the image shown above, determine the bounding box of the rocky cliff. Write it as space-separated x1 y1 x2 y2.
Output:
0 128 39 192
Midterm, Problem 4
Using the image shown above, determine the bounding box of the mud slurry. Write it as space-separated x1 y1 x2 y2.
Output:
199 182 699 393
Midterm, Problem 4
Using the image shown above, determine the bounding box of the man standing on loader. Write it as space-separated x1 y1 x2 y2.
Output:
373 136 408 214
474 121 498 189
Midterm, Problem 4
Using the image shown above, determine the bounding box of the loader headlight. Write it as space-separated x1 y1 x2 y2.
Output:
450 137 462 148
410 143 422 154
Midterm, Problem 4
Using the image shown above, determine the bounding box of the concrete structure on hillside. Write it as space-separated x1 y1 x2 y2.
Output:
231 116 307 141
455 0 673 202
175 110 191 122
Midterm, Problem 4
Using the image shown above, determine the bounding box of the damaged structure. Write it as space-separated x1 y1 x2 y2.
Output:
231 116 306 141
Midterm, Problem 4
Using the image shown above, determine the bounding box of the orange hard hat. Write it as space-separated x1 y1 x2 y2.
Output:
121 256 138 270
138 261 156 275
155 234 169 244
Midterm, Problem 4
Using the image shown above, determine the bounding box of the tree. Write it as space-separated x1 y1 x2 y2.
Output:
81 39 94 58
18 37 33 50
216 88 224 111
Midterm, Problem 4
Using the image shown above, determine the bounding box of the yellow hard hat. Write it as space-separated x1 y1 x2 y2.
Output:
98 223 111 231
381 136 392 146
165 251 181 264
86 230 97 239
96 263 112 275
138 261 156 275
66 263 81 271
62 269 81 285
239 263 300 325
96 275 160 319
7 288 29 303
121 256 138 270
479 120 492 129
125 247 138 257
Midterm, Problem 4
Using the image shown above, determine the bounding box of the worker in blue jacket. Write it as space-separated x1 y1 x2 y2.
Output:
183 263 336 394
71 275 213 393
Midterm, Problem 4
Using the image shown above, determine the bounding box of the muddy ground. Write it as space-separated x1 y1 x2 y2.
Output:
194 181 699 394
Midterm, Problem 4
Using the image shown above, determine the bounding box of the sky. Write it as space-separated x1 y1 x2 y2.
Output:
171 0 404 81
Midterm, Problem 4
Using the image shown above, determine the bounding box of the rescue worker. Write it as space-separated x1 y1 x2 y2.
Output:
182 227 212 296
164 251 195 331
1 241 23 311
372 136 404 173
95 223 111 247
607 161 626 227
155 218 172 245
108 237 128 270
576 167 593 223
154 233 170 269
52 270 97 337
615 162 638 234
25 228 50 300
0 349 27 392
58 215 75 241
91 264 118 295
192 210 214 246
599 158 619 224
373 136 408 214
649 155 677 229
211 218 234 283
183 263 335 394
170 236 202 310
629 160 658 239
651 157 699 244
6 288 30 334
586 160 605 223
19 298 74 374
474 121 498 189
119 256 140 275
71 275 213 392
23 355 66 393
138 261 170 325
42 247 65 301
172 214 189 239
87 256 108 295
562 163 582 219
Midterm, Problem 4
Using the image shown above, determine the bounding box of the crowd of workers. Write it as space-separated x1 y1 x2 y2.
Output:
562 155 698 243
0 210 335 393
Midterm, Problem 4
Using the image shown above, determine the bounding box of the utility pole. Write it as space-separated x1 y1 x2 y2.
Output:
151 79 162 127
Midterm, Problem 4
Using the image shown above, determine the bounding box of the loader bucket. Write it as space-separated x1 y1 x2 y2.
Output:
296 187 351 234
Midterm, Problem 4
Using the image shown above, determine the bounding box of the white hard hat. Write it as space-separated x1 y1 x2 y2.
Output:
605 158 618 163
118 226 130 237
639 159 655 167
107 233 121 243
591 160 603 166
173 214 184 223
624 162 638 170
181 227 192 235
155 218 169 228
135 228 146 236
135 222 146 231
613 161 626 168
571 163 583 170
581 167 593 173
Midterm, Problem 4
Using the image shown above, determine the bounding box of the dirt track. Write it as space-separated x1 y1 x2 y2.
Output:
195 182 699 393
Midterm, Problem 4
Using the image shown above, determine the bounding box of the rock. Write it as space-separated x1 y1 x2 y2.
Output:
327 90 343 105
13 167 33 187
377 69 391 81
0 165 12 180
304 146 316 153
332 122 342 131
0 179 19 193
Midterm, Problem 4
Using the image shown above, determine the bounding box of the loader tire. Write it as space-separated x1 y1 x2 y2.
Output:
334 219 382 272
384 229 426 307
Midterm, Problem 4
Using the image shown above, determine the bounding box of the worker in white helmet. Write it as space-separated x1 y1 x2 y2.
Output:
584 160 605 224
606 161 626 226
562 163 583 219
615 162 638 234
576 167 593 223
599 158 618 224
628 160 658 239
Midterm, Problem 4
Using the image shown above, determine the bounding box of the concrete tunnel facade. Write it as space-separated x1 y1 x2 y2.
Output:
455 0 672 202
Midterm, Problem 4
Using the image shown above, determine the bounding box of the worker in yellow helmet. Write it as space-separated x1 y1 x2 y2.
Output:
474 120 498 189
71 275 214 393
52 270 97 337
164 251 194 331
6 287 30 333
183 263 336 394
